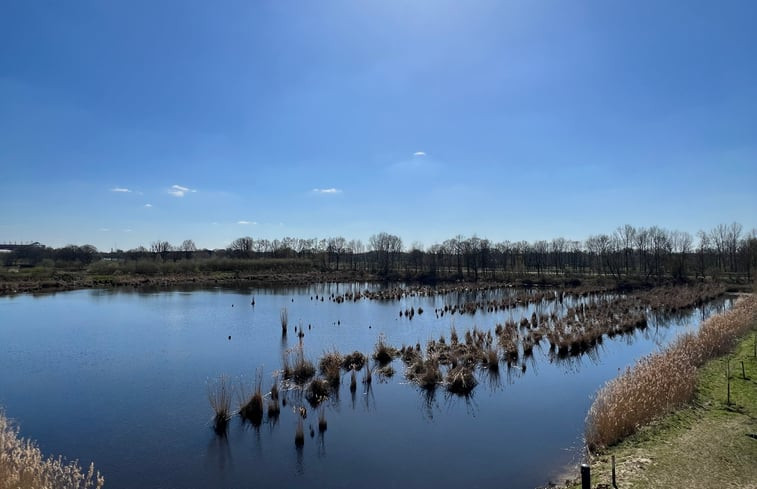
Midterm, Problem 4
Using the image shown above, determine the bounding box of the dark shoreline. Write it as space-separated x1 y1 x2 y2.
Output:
1 269 751 297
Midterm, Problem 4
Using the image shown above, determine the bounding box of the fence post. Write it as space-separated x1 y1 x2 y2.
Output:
581 463 591 489
726 358 731 406
612 454 617 488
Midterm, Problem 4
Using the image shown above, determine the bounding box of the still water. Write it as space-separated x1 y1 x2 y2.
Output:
0 284 731 489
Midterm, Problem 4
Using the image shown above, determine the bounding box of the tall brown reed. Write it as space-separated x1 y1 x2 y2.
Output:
0 411 104 489
585 295 757 451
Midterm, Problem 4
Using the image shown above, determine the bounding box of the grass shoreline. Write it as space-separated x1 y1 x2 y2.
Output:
561 297 757 489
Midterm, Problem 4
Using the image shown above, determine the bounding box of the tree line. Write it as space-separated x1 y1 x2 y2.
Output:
4 223 755 282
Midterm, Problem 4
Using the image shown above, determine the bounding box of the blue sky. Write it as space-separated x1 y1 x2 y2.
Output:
1 1 755 251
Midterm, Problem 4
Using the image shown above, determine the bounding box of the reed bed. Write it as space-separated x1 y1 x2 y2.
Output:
0 412 104 489
585 294 757 451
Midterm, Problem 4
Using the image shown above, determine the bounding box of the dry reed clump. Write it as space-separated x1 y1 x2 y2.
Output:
0 411 104 489
341 351 366 371
318 350 343 387
305 378 330 406
282 346 315 384
585 294 757 451
208 375 233 434
239 372 264 426
373 333 399 365
445 365 478 396
405 355 442 391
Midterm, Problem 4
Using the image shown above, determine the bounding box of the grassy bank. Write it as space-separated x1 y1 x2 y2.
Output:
568 297 757 489
0 412 104 489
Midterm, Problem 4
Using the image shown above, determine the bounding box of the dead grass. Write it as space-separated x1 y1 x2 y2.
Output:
318 350 342 387
568 316 757 489
341 351 366 371
373 333 398 365
239 371 264 426
208 375 233 434
585 294 757 451
282 346 315 384
0 411 104 489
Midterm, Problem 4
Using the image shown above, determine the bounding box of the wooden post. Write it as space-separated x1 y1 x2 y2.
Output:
581 464 591 489
612 454 617 488
726 358 731 406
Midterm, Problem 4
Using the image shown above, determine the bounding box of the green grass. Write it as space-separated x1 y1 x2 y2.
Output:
568 323 757 489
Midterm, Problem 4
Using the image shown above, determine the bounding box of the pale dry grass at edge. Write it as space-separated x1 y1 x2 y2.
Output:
0 412 104 489
585 294 757 451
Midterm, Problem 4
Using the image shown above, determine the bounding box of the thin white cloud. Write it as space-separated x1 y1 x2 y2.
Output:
111 187 131 193
413 151 426 157
312 188 342 194
123 229 133 233
168 184 196 197
144 203 153 208
237 220 257 225
99 228 110 232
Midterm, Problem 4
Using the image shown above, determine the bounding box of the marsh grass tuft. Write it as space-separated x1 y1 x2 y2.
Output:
342 351 366 371
239 371 264 427
208 375 233 435
305 378 330 406
283 346 316 384
373 333 398 365
319 349 343 387
445 365 477 396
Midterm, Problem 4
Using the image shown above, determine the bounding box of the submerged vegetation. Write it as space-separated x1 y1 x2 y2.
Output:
0 412 104 489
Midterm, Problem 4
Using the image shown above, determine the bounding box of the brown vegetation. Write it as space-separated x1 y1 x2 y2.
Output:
208 375 233 434
0 412 104 489
585 294 757 451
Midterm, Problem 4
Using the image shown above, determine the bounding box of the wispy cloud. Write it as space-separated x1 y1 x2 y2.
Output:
110 187 131 193
413 151 426 157
99 228 110 232
168 184 196 197
144 203 153 208
312 188 342 194
237 220 257 225
123 228 133 233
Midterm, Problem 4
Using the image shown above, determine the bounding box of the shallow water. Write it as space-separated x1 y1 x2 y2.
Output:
0 284 732 489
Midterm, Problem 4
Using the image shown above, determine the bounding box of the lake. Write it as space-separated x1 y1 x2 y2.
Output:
0 284 732 489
